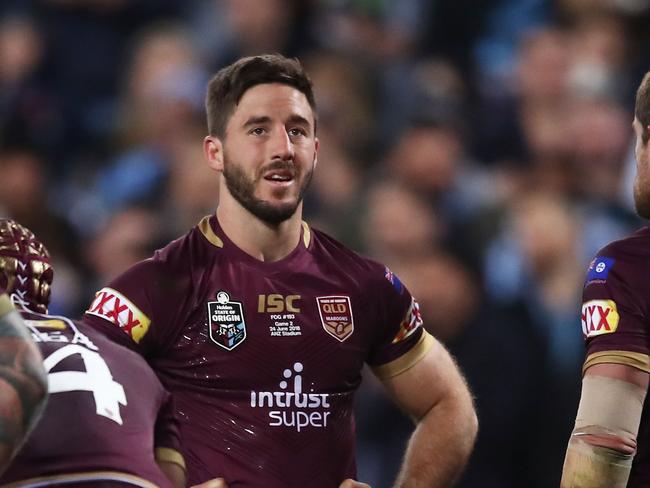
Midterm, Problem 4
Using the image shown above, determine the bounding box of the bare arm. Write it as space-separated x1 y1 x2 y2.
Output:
0 294 47 473
378 337 478 488
561 363 649 488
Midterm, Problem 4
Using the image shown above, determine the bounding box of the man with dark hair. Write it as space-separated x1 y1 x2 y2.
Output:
561 71 650 487
0 219 187 487
84 53 478 487
0 277 47 475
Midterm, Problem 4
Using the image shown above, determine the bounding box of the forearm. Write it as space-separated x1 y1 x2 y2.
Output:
394 393 477 488
0 296 47 472
561 369 648 488
561 433 633 488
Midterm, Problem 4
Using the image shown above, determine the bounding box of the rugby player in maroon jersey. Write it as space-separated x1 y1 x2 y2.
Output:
0 272 47 475
561 72 650 487
0 219 188 488
84 54 478 487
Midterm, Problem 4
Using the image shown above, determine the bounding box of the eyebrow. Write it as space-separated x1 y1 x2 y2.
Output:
286 114 311 127
242 116 271 128
242 114 312 129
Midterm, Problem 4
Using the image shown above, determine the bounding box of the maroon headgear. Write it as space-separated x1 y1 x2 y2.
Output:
0 219 53 313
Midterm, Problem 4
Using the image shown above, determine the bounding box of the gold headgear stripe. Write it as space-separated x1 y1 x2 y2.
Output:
155 447 186 470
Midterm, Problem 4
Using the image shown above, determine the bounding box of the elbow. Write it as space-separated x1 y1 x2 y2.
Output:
467 407 479 441
443 390 478 451
463 402 479 449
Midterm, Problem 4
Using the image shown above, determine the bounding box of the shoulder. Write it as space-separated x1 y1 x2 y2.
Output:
596 226 650 259
115 220 218 286
585 226 650 285
308 227 412 321
74 320 166 389
311 227 387 276
310 227 397 292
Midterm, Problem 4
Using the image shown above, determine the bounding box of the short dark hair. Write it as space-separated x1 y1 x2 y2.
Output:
635 71 650 144
205 54 316 138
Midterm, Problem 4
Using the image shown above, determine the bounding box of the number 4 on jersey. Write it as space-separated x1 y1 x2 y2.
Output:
44 344 128 425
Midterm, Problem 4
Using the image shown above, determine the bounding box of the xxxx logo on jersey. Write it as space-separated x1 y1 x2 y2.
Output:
581 299 619 337
86 288 151 343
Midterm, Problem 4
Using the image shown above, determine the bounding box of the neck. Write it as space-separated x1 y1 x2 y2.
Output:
216 196 303 263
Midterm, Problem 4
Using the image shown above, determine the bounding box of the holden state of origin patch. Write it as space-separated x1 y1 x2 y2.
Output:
208 291 247 350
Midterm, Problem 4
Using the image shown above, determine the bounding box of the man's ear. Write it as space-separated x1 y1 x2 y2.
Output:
204 136 224 172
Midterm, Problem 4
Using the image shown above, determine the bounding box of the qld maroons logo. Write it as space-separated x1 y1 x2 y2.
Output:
208 291 247 350
316 295 354 342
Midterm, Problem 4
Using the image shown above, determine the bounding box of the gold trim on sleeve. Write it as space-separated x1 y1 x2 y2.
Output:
155 447 186 470
198 215 224 248
372 331 435 380
301 221 311 248
0 294 14 317
583 350 650 374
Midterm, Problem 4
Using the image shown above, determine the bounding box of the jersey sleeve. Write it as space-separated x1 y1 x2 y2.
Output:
581 251 650 374
84 256 193 356
154 391 185 471
366 265 434 379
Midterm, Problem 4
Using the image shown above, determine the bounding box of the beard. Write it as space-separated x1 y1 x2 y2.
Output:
222 153 314 225
634 176 650 219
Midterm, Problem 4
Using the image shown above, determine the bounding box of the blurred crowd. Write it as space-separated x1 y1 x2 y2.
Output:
2 0 650 486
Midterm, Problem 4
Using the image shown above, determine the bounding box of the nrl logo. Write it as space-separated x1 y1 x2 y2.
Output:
208 291 247 350
316 296 354 342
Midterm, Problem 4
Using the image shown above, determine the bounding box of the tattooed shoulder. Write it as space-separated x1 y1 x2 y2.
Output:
0 296 47 474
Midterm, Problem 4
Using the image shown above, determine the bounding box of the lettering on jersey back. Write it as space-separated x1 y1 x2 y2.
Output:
208 291 247 350
28 317 127 424
581 299 619 337
316 296 354 342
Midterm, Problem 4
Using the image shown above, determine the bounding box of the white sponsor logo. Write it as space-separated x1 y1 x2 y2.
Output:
250 362 331 432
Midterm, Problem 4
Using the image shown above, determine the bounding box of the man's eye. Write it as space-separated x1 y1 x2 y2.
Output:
288 128 306 137
250 128 266 135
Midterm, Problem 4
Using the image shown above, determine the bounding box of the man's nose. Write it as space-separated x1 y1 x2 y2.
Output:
270 129 294 161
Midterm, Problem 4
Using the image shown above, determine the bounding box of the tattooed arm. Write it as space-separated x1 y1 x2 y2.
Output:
0 293 47 473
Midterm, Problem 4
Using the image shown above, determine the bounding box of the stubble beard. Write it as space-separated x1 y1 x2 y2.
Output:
634 176 650 219
222 154 314 225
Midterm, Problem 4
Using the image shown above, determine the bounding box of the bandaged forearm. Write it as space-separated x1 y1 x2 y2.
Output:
561 375 647 488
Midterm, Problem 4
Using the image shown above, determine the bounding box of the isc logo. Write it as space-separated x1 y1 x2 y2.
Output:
258 294 301 313
581 299 619 337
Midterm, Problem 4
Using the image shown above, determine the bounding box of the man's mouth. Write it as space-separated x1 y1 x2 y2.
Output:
263 168 295 184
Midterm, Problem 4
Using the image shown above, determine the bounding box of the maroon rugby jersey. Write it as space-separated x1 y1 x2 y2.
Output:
1 310 183 488
84 214 433 487
581 225 650 487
